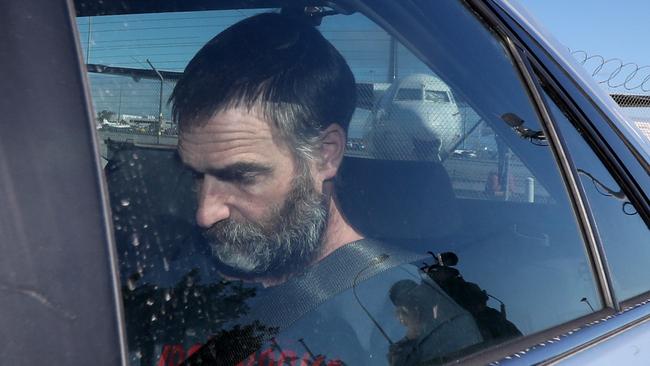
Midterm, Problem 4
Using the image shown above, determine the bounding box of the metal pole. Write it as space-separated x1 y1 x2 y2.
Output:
146 59 164 144
388 37 398 82
86 17 92 64
503 150 511 201
117 82 123 122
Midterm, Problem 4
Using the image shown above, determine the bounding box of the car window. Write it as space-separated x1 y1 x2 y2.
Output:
75 2 602 365
537 79 650 302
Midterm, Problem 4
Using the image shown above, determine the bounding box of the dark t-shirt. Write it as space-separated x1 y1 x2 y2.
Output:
184 239 482 365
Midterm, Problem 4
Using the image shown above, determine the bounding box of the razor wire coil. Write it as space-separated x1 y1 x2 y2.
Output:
572 50 650 92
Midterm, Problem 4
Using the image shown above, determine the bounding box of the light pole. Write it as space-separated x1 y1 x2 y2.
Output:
146 59 164 144
86 17 92 64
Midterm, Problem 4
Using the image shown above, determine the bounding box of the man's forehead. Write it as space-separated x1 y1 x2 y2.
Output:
178 107 293 166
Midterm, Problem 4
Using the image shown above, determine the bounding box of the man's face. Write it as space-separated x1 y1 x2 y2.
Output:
178 107 328 280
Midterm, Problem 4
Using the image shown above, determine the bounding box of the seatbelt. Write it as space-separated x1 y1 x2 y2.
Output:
246 238 427 330
182 239 427 366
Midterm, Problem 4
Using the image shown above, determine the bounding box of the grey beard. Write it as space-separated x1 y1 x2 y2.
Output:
203 171 328 281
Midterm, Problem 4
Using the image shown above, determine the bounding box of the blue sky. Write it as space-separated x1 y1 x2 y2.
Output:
516 0 650 68
516 0 650 121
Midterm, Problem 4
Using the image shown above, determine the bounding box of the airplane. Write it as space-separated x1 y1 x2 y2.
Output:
363 73 462 161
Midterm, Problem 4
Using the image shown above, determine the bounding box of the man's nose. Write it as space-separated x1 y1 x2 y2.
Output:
195 176 231 228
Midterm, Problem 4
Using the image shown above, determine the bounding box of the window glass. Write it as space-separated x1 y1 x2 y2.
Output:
538 81 650 302
76 2 601 365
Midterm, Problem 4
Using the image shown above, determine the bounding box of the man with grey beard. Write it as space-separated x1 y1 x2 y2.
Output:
202 161 328 283
173 12 482 366
173 12 363 287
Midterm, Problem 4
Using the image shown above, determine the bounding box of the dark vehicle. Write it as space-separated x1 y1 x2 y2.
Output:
1 0 649 365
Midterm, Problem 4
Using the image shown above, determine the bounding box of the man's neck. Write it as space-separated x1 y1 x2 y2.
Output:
259 198 362 288
316 197 364 263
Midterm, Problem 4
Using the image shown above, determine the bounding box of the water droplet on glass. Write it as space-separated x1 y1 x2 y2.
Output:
126 278 136 291
151 314 157 322
164 291 171 302
135 351 142 359
163 257 170 272
120 198 130 207
131 234 140 247
146 298 154 306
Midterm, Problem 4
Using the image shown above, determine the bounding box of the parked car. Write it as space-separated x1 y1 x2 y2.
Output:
1 0 648 365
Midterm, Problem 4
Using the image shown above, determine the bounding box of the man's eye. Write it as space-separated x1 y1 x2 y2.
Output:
237 174 258 185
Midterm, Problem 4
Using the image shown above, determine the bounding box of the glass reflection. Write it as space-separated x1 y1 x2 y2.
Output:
420 252 521 343
539 84 650 301
181 249 525 366
577 169 638 216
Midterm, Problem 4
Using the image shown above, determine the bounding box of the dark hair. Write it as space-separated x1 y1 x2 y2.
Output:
389 279 420 307
170 12 356 161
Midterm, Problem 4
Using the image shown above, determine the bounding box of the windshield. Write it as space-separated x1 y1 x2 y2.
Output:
426 90 450 102
395 88 423 101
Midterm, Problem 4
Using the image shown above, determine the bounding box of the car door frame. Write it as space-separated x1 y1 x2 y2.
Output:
0 0 128 364
467 0 650 364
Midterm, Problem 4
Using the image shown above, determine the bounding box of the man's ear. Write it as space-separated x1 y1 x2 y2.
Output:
315 123 346 182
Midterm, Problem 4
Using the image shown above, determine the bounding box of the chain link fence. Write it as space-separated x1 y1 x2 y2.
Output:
86 49 650 204
89 73 179 164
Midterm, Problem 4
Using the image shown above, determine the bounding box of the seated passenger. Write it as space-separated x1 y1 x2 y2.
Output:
171 12 482 365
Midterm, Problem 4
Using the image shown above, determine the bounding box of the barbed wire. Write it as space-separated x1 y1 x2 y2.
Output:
571 50 650 92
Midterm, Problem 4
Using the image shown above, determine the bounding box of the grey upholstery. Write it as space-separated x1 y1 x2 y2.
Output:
336 156 461 242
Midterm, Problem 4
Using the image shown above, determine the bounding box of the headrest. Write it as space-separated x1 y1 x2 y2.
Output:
336 156 461 242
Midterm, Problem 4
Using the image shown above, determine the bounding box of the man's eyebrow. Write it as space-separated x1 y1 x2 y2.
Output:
206 162 273 180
